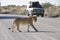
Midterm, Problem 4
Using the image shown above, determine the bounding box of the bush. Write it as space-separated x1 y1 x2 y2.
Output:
42 2 53 8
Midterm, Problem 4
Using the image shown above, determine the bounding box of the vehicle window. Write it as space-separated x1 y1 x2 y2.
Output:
32 2 42 8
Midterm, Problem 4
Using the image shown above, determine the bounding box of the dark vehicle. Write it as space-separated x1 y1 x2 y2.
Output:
27 1 44 17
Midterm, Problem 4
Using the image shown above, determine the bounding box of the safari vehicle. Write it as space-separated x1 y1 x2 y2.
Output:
27 1 44 17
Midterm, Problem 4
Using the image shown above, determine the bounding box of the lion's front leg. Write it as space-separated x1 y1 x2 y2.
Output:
30 24 38 32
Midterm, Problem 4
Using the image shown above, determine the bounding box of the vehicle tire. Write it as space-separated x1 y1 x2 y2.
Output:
41 14 44 17
28 14 30 16
37 15 39 17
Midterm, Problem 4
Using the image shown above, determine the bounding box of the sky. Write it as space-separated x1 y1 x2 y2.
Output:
0 0 60 6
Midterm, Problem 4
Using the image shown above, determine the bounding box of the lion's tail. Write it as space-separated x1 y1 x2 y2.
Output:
8 28 11 30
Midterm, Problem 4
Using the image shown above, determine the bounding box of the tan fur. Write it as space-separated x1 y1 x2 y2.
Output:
9 16 38 32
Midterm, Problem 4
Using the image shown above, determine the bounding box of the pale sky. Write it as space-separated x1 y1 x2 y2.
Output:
0 0 60 6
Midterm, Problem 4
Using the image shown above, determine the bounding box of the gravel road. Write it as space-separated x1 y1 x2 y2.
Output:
0 17 60 40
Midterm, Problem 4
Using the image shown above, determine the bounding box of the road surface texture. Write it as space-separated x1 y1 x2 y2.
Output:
0 17 60 40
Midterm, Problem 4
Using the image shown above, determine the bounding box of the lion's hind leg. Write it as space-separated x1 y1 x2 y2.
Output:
11 23 16 32
16 25 22 32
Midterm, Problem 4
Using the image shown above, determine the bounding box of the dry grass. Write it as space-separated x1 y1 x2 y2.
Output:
1 6 27 15
1 5 60 17
44 6 60 17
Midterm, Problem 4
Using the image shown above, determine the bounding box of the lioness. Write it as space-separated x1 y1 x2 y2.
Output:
9 16 38 32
